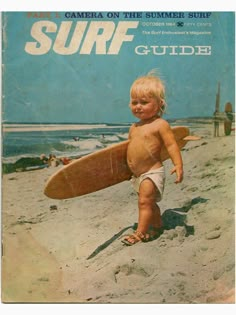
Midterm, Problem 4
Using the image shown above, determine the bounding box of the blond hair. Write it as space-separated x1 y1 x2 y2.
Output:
130 70 167 116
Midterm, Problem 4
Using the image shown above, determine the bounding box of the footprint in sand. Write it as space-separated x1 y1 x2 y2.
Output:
113 263 152 286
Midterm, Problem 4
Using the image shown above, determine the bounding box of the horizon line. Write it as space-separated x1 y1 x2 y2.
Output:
2 116 214 125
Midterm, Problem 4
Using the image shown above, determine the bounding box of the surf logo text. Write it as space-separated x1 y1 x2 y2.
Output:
25 21 139 55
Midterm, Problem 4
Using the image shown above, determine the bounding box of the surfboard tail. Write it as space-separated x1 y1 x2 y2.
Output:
183 135 201 141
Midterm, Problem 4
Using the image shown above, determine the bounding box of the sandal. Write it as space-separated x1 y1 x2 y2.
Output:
121 227 164 246
121 230 148 246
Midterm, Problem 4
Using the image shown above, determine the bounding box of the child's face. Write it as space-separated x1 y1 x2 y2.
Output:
130 96 160 121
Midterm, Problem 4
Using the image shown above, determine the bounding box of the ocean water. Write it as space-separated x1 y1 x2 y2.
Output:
2 123 130 164
2 119 213 173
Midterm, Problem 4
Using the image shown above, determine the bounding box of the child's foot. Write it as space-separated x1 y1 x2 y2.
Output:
122 230 148 246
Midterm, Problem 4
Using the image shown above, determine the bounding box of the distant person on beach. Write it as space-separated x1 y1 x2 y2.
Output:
60 157 72 165
40 154 49 164
100 134 106 142
48 154 60 167
213 110 220 137
122 71 183 246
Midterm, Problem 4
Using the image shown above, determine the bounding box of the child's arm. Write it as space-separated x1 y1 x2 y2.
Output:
159 121 183 183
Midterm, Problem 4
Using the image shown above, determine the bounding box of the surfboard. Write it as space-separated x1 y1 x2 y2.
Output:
44 126 200 199
225 102 233 113
224 102 233 136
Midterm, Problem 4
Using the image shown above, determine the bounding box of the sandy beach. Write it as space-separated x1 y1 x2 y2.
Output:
2 122 235 303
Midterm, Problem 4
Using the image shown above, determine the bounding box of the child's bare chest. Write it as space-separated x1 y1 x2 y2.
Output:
130 123 160 141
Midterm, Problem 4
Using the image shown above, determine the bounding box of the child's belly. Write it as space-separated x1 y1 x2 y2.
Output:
127 139 162 176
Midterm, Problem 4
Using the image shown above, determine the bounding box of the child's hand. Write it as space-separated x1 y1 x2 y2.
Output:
170 165 183 183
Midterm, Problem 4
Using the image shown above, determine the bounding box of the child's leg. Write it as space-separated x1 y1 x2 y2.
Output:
151 203 163 229
122 179 155 245
136 178 158 234
122 179 162 245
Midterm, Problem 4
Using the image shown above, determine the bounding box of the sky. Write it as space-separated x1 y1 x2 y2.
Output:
2 11 235 123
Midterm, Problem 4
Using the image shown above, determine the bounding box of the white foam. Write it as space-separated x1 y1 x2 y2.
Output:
62 139 104 150
101 135 120 142
117 133 129 140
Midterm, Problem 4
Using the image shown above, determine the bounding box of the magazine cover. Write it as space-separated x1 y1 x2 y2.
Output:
1 11 235 303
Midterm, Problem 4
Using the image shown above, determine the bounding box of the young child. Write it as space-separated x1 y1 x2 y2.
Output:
122 72 183 245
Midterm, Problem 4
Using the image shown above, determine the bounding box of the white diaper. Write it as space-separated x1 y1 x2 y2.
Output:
130 167 165 202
